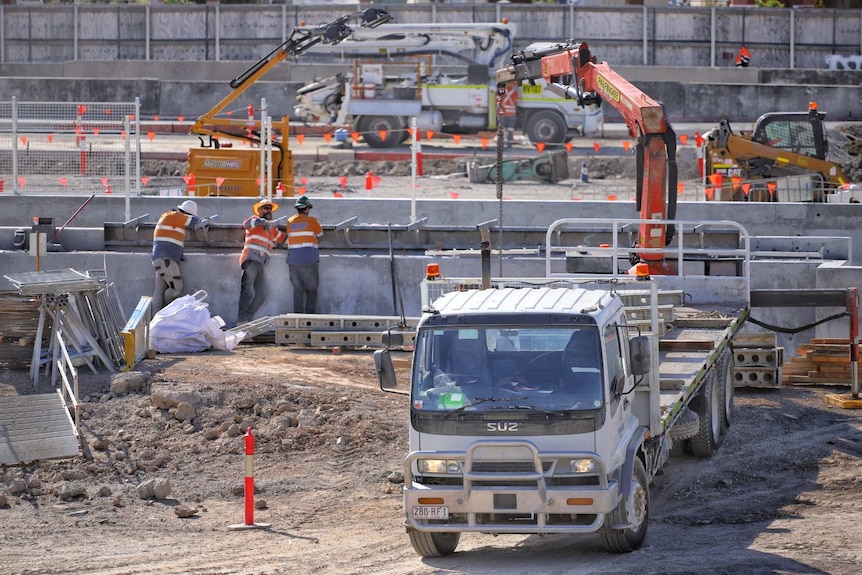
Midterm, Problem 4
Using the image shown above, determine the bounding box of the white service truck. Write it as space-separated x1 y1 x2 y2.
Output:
374 217 751 556
294 22 603 148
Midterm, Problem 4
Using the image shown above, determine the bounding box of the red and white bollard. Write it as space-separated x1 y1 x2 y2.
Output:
228 428 271 530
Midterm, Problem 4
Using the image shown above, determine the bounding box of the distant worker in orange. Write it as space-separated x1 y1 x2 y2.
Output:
151 200 201 311
286 195 323 314
237 200 287 325
499 81 519 149
735 46 751 68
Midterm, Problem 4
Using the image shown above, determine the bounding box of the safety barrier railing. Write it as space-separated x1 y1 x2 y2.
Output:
55 330 81 453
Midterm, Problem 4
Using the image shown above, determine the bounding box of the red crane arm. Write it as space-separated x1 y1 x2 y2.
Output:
498 42 678 272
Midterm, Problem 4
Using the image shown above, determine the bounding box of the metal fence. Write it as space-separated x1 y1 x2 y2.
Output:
0 98 141 196
0 5 860 70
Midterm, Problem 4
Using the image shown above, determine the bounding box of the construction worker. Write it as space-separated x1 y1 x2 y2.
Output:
237 200 287 325
499 81 519 149
151 200 201 311
286 195 323 314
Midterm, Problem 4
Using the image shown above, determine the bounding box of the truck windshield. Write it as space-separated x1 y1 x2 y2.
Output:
412 326 603 413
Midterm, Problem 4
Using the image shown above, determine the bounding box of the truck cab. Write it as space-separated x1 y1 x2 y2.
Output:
377 284 653 556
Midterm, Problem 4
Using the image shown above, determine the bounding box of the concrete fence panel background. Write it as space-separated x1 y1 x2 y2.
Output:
0 5 861 69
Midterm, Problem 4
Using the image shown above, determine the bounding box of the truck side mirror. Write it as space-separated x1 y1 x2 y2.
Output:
374 349 399 391
629 335 650 376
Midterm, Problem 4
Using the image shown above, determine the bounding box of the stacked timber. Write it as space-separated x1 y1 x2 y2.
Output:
782 338 857 386
0 291 47 369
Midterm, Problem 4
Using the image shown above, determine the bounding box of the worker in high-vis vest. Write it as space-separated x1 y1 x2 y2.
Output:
499 81 519 149
151 200 201 311
286 195 323 314
237 200 287 325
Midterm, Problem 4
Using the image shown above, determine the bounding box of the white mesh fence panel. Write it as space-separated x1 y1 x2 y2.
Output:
0 99 141 196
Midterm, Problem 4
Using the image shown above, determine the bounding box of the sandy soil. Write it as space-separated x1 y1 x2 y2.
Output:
2 344 862 575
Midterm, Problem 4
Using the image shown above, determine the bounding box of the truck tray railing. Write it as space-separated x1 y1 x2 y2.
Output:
544 218 751 308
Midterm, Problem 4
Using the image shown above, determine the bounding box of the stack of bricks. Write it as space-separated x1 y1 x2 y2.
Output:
782 338 858 386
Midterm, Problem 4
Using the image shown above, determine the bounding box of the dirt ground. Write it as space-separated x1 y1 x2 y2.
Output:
2 344 862 575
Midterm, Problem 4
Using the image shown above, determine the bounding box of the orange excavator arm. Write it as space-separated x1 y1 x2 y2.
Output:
497 42 678 272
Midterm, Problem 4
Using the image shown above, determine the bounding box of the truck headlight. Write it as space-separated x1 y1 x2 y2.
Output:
570 458 596 474
419 459 461 474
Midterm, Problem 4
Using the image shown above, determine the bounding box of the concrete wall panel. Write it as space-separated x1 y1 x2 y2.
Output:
1 5 860 68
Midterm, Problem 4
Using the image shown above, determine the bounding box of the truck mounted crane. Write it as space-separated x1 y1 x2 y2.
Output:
496 41 679 275
186 8 392 197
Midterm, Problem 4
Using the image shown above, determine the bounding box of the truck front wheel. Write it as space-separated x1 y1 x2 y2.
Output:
525 110 567 146
601 457 649 553
356 116 408 148
408 529 460 557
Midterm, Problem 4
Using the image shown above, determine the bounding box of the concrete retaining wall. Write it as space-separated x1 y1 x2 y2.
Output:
1 196 860 354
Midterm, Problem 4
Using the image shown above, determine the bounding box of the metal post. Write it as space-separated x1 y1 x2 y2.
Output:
259 98 266 198
12 96 18 194
266 116 273 202
710 7 717 68
481 228 491 290
789 11 795 70
124 115 131 222
410 117 418 223
215 5 221 62
135 97 141 196
642 6 648 66
849 288 859 398
145 6 150 61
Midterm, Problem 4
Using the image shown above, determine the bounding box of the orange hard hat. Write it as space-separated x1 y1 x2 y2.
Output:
253 200 279 216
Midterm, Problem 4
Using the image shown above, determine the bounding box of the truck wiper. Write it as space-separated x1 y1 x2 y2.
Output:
442 396 526 419
507 405 568 418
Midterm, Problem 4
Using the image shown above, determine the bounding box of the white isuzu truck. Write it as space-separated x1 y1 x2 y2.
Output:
374 217 751 556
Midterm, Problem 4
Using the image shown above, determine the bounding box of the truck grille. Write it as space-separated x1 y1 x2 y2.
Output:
470 461 553 473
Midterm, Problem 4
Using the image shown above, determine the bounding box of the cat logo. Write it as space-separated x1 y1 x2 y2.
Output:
487 422 519 432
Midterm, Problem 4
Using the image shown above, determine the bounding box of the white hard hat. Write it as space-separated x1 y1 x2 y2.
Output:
177 200 198 216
